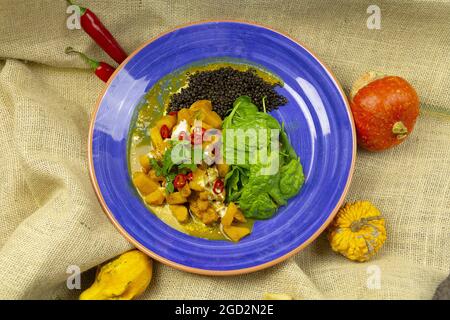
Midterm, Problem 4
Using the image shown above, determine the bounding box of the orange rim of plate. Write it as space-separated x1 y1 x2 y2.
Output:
88 20 357 276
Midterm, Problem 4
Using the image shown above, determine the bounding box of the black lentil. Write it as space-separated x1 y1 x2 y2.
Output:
168 67 288 118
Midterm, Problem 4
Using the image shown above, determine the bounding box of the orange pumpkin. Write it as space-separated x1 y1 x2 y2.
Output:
350 72 419 151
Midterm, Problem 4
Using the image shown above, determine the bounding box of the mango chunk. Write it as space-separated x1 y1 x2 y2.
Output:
169 205 189 223
156 115 177 130
166 192 187 205
203 110 222 128
193 109 222 128
139 155 151 173
234 209 246 223
217 163 229 178
133 172 159 195
177 108 191 123
150 126 164 147
148 169 165 183
221 202 237 227
223 225 251 242
190 100 212 112
144 189 165 205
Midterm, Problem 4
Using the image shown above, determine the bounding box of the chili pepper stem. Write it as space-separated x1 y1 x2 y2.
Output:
65 47 99 70
65 0 86 14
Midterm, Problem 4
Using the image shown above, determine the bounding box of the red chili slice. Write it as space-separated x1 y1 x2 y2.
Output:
186 172 194 181
174 174 187 190
168 111 178 116
160 125 171 139
191 127 206 145
178 131 189 141
213 179 224 194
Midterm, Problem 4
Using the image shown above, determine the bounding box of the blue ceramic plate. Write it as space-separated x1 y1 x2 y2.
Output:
89 21 356 275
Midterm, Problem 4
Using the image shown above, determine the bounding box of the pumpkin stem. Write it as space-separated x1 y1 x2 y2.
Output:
350 216 381 232
392 121 408 139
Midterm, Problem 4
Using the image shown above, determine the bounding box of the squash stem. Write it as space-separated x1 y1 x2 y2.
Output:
350 216 382 232
392 121 408 139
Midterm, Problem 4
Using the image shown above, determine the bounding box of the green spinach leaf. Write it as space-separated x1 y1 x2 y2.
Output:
222 96 305 219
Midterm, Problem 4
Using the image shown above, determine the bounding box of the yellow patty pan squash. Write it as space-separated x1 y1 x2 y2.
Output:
80 250 153 300
328 201 386 262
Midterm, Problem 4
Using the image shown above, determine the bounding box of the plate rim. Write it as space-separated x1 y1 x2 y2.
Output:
88 20 357 276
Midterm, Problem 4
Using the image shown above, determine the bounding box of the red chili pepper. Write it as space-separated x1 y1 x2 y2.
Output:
65 47 115 82
178 131 189 141
213 179 224 194
160 125 171 139
191 127 206 145
67 0 128 64
174 174 187 190
186 172 193 181
168 111 178 116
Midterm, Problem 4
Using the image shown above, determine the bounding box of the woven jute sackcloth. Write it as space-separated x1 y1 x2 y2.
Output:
0 0 449 300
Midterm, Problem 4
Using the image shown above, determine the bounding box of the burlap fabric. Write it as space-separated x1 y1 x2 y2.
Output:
0 0 449 300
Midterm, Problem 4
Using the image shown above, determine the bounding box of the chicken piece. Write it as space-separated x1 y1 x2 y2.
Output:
166 192 187 205
198 191 210 200
201 207 219 225
189 199 203 218
197 199 209 211
179 183 191 198
188 168 206 191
